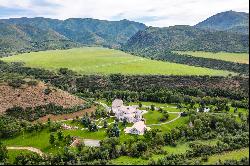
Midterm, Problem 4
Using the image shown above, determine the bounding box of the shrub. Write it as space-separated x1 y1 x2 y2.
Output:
8 79 26 88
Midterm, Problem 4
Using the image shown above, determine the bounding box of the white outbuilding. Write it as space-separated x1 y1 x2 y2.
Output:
124 121 150 135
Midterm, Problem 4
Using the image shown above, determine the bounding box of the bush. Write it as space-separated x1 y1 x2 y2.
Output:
8 79 26 88
43 88 52 95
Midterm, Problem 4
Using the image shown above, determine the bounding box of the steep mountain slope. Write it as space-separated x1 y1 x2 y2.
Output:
0 81 85 113
195 11 249 34
0 22 30 54
0 22 78 56
1 17 146 49
123 25 249 53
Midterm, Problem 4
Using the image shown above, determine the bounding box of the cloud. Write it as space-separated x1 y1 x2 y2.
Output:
0 0 248 27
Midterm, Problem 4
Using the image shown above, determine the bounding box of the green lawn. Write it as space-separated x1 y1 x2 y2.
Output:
143 110 179 125
110 156 148 165
203 148 249 165
176 51 249 64
2 47 233 76
110 139 220 165
129 102 179 111
151 116 189 132
7 149 35 164
2 129 60 154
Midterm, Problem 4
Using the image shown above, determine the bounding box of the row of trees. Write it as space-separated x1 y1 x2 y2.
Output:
5 102 92 121
1 110 249 165
0 60 248 101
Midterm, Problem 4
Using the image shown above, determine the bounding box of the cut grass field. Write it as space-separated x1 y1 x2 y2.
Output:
110 139 220 165
176 51 249 64
2 47 233 76
143 110 179 125
1 129 64 154
7 149 36 164
203 148 249 165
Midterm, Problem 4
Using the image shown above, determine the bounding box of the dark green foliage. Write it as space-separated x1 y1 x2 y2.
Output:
216 157 249 165
27 80 38 86
0 22 78 57
1 60 248 102
49 134 55 145
0 142 7 163
81 116 91 128
0 115 24 138
88 123 98 132
57 130 64 141
0 17 146 56
14 153 44 165
107 123 120 137
195 11 249 35
123 25 249 53
103 120 108 128
43 88 52 95
7 78 26 88
124 48 249 74
5 102 91 121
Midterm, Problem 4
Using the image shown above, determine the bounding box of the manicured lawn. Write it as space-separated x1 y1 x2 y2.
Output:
7 149 35 164
63 128 107 140
2 127 107 154
2 129 60 154
2 47 233 76
163 143 190 154
176 51 249 64
110 139 220 165
110 156 148 165
151 116 189 132
143 110 179 125
129 101 182 112
203 148 249 165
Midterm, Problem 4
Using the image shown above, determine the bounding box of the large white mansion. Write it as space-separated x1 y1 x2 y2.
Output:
112 99 147 123
111 99 150 135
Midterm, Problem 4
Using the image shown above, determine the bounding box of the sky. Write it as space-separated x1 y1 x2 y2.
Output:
0 0 249 27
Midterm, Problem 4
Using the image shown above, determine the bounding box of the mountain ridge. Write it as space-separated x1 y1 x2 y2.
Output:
195 10 249 34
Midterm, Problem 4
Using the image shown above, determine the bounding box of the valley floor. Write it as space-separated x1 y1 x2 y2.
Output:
2 47 234 76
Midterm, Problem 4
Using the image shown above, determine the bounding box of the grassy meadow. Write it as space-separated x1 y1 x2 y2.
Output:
2 47 234 76
176 51 249 64
7 149 36 164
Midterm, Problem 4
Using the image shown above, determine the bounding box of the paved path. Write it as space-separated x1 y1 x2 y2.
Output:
84 139 100 147
7 147 45 157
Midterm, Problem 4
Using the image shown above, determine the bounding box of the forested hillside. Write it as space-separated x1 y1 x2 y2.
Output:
195 11 249 35
123 25 249 53
0 22 78 57
0 17 146 56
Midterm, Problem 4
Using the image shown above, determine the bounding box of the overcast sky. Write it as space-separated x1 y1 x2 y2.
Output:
0 0 249 27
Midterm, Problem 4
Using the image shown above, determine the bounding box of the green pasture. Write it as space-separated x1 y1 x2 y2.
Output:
110 139 220 165
7 149 35 164
2 47 233 76
203 148 249 165
143 110 179 125
176 51 249 64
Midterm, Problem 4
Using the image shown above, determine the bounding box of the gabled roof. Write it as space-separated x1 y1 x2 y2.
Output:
132 121 147 132
112 99 123 108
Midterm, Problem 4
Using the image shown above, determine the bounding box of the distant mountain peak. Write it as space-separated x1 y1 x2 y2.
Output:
195 10 249 34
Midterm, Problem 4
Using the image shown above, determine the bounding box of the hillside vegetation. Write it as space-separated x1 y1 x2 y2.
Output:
123 25 249 53
0 18 146 56
195 11 249 35
175 51 249 64
0 22 78 57
0 81 84 113
1 47 233 76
